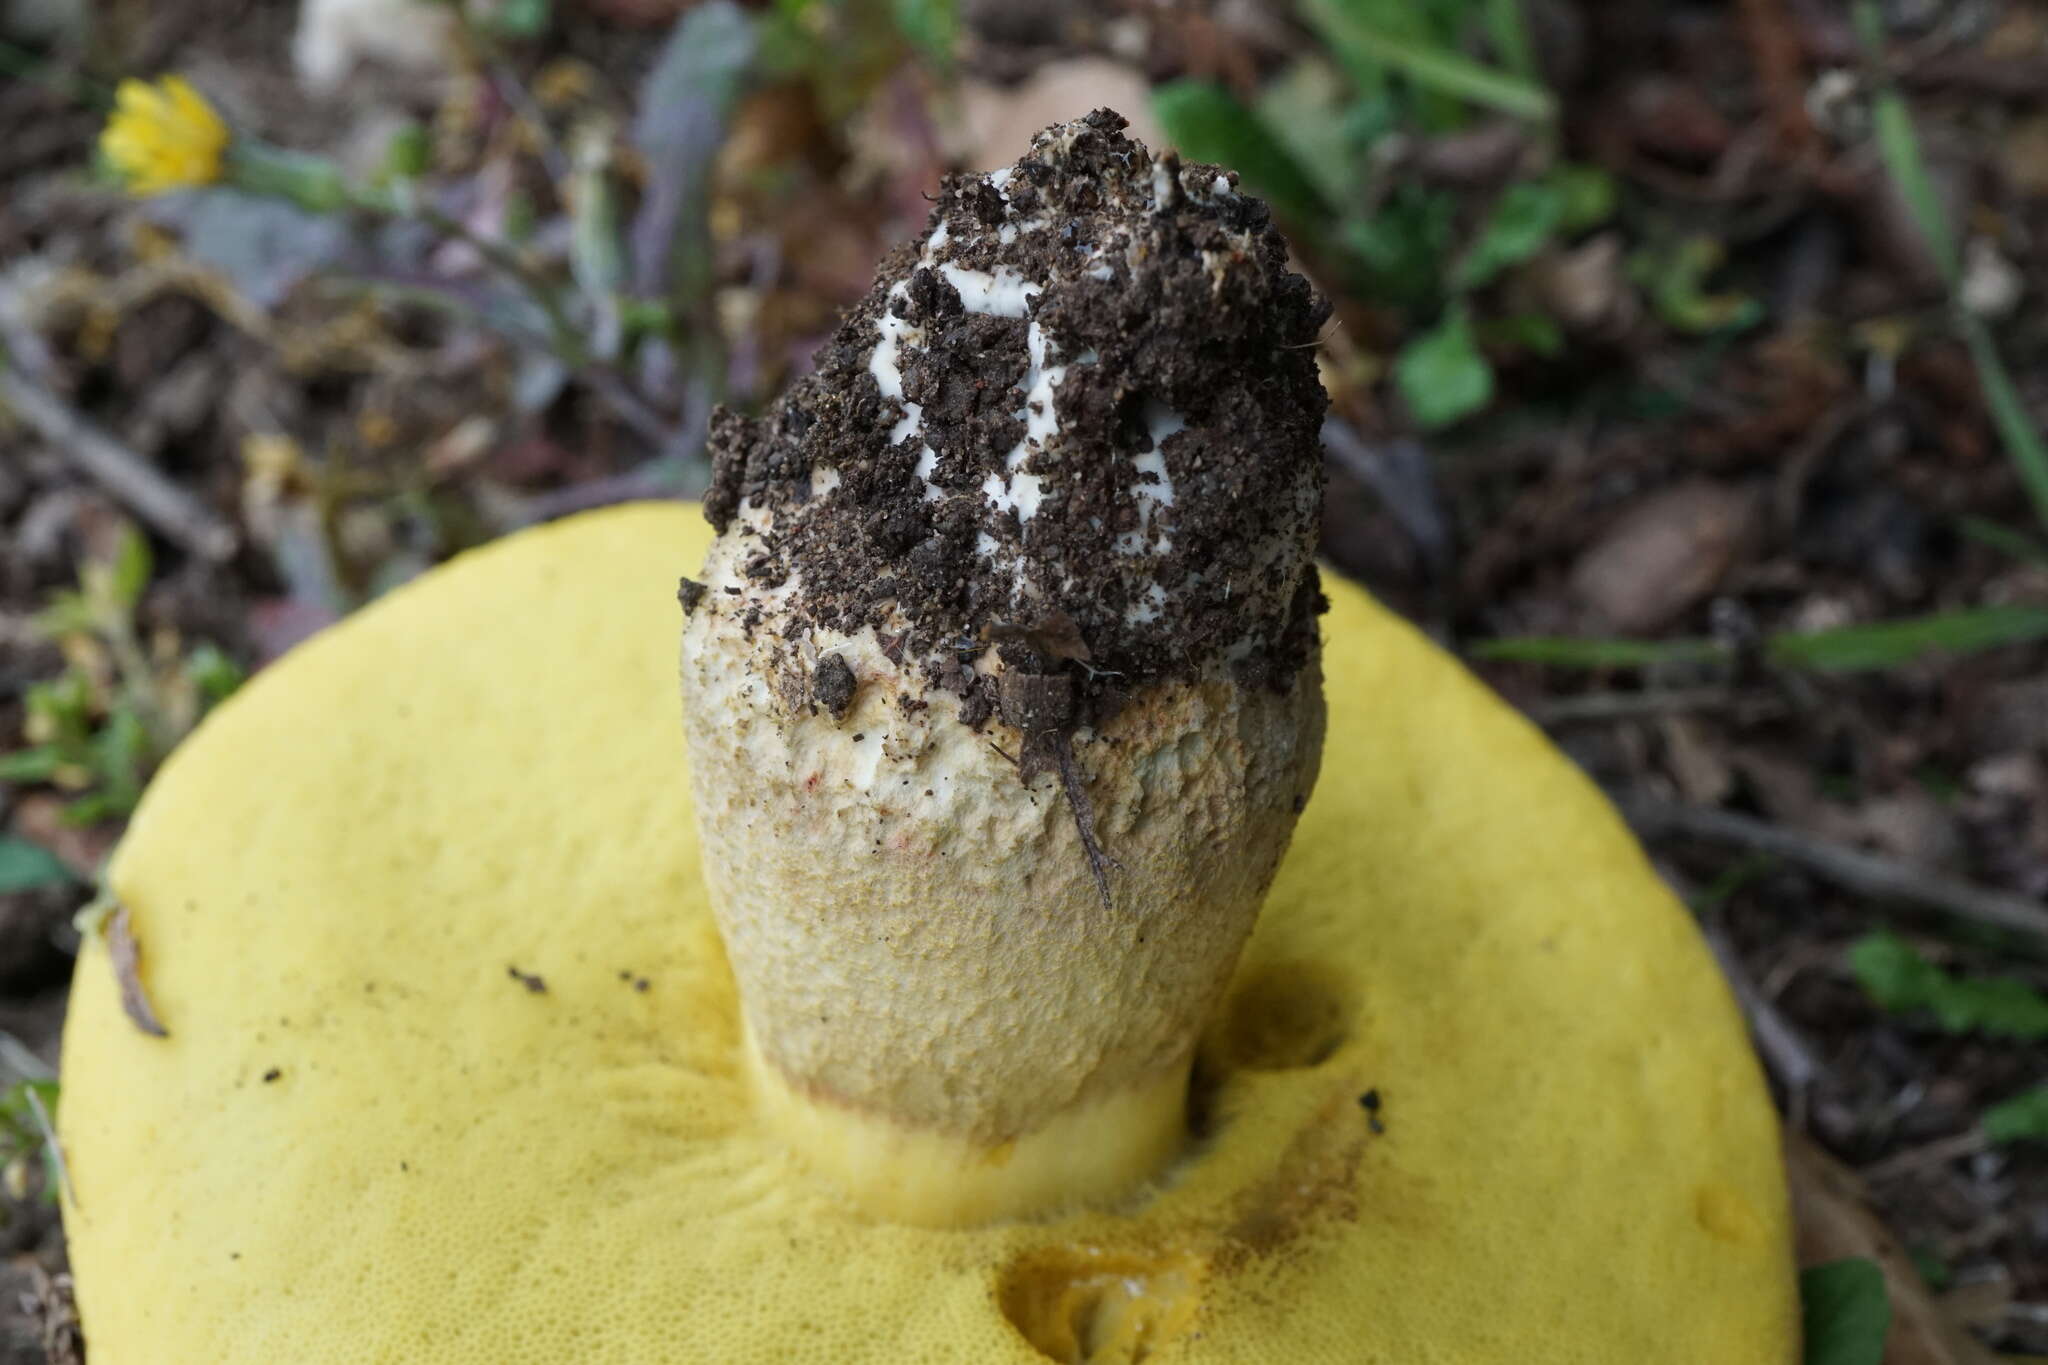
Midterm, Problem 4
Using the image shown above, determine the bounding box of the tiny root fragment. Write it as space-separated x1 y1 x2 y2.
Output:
1054 733 1117 913
107 906 169 1038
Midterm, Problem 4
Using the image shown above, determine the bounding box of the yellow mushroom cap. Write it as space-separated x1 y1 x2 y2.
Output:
59 503 1797 1362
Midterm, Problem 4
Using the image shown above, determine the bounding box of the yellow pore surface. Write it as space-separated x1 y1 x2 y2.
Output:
60 503 1798 1364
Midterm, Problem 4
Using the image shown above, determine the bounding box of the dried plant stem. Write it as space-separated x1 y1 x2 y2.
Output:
0 364 237 562
1622 796 2048 942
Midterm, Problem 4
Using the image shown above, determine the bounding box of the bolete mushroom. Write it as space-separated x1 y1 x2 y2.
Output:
59 113 1799 1362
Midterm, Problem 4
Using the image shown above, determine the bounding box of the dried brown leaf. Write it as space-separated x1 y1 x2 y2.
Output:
108 905 169 1038
1787 1133 2001 1365
1568 479 1756 633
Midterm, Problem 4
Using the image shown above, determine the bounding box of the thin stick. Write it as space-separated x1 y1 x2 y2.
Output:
1525 688 1745 725
1858 1129 1986 1184
1701 922 1824 1105
0 365 238 562
1054 734 1116 913
1622 796 2048 941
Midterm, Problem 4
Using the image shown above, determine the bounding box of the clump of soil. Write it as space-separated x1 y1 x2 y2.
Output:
700 109 1330 729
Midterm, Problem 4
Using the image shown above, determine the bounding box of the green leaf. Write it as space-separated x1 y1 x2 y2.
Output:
1548 163 1618 231
1984 1084 2048 1144
31 590 95 640
108 525 152 612
1298 0 1557 124
1849 931 2048 1041
1481 0 1538 83
487 0 551 37
381 121 431 181
0 838 74 895
1801 1259 1890 1365
1395 305 1495 429
0 748 63 783
1467 635 1730 668
1477 311 1564 357
891 0 957 67
1632 237 1762 334
1769 605 2048 672
1452 181 1563 290
1341 184 1456 308
183 644 244 709
1151 81 1331 230
630 1 760 307
1256 58 1359 206
1906 1245 1951 1291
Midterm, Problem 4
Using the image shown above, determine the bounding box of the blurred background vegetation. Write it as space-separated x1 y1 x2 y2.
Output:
3 0 2048 1359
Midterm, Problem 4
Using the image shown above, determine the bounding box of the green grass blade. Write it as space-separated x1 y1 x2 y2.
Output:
1868 92 1958 284
1959 313 2048 533
1768 605 2048 673
1481 0 1539 84
1855 0 2048 533
1957 516 2048 563
1299 0 1556 123
1467 636 1729 668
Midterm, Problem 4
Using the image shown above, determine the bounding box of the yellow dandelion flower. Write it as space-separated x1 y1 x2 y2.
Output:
100 75 229 196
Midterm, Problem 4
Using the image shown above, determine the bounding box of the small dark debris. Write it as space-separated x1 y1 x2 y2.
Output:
634 978 649 992
507 965 547 994
262 1068 281 1083
815 653 857 720
677 576 708 614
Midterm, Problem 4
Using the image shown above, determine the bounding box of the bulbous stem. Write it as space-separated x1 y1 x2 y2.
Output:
681 611 1324 1225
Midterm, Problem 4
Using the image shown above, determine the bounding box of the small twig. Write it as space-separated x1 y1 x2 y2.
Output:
1054 733 1116 913
21 1084 76 1212
1772 398 1867 536
1622 796 2048 942
410 202 587 368
0 364 238 562
486 65 570 185
512 455 691 526
1322 419 1451 576
1858 1129 1987 1184
1701 921 1824 1116
1734 0 1817 155
1525 688 1742 726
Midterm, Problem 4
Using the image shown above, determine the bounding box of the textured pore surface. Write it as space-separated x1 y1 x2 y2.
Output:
61 504 1797 1363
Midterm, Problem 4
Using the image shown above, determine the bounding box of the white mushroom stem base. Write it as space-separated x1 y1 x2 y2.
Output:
680 599 1326 1225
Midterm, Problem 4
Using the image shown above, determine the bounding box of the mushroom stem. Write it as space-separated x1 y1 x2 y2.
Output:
682 610 1323 1224
678 111 1330 1225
